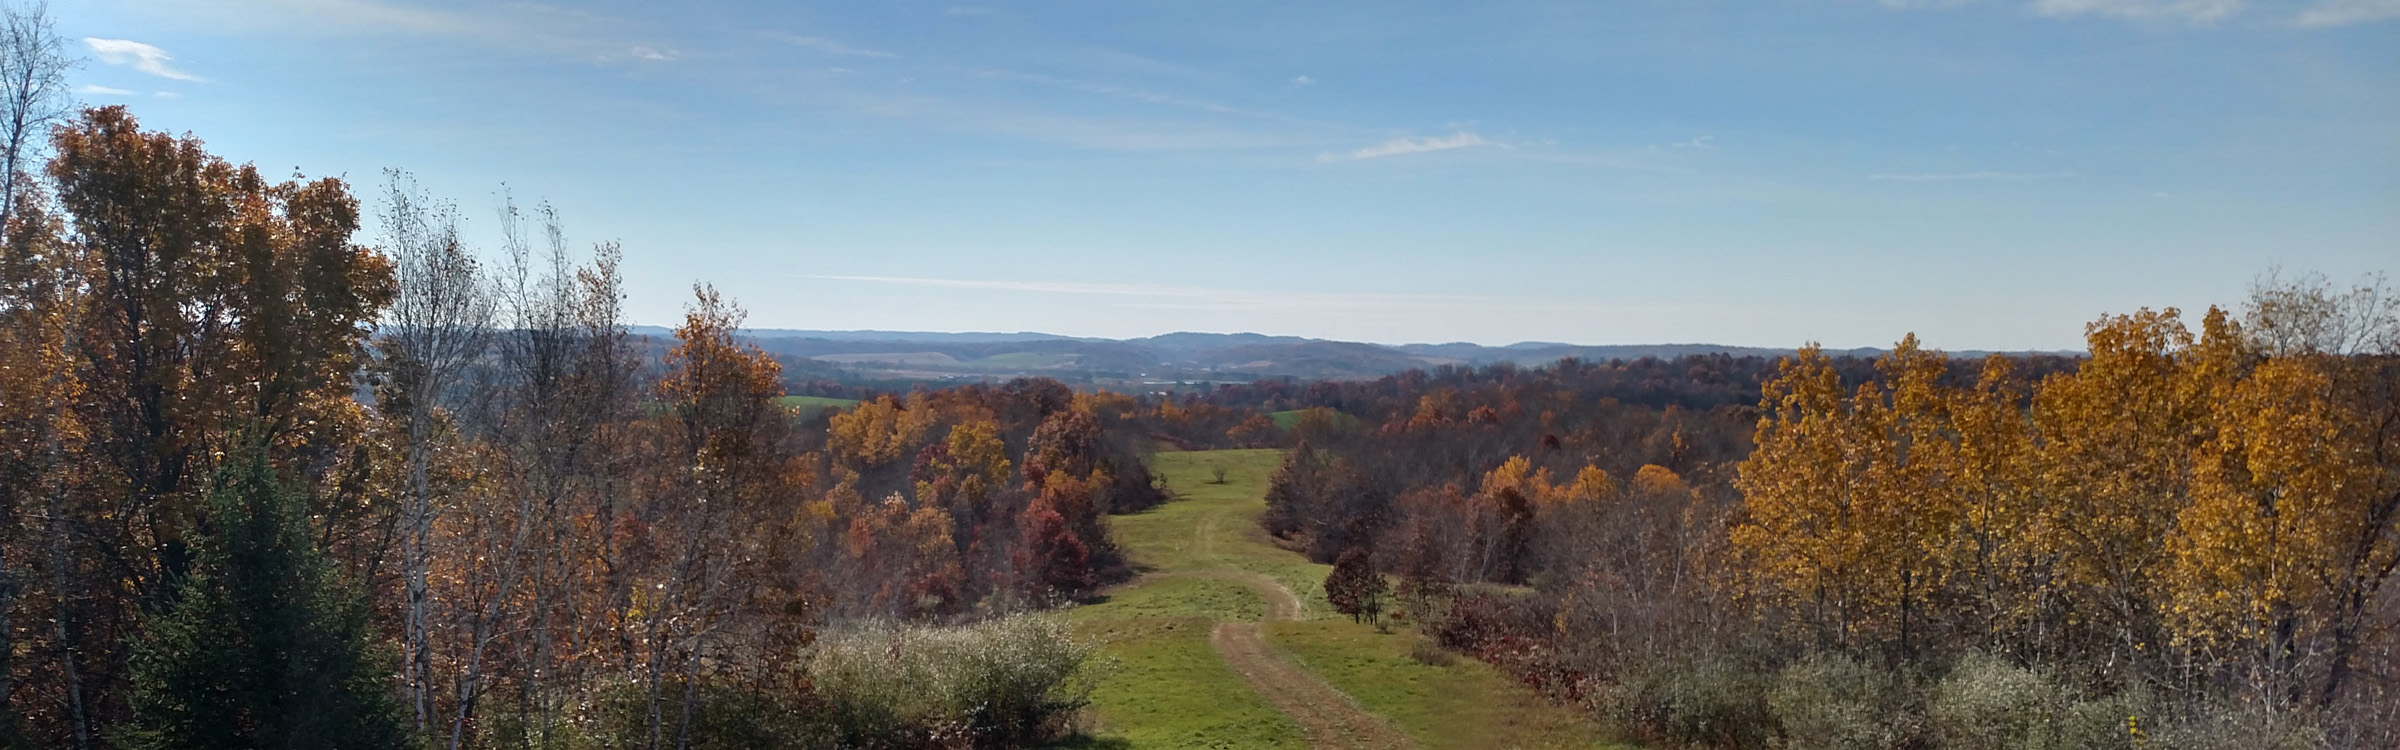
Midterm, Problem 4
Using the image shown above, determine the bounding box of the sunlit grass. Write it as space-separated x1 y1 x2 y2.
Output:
1267 620 1630 750
1070 447 1633 749
1069 576 1266 623
1136 450 1336 618
1068 617 1306 749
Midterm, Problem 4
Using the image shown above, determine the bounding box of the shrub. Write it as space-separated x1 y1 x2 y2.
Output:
588 677 829 750
2051 687 2158 750
2150 700 2325 750
1408 637 1458 667
1599 650 1777 749
807 614 1109 747
1766 652 1919 750
1929 652 2068 750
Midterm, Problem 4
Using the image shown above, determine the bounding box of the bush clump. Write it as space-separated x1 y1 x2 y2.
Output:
1598 650 1776 749
590 677 832 750
1766 652 1919 750
1929 652 2069 750
808 614 1109 747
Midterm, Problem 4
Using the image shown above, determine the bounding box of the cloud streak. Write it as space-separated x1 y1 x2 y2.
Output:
85 38 204 82
2031 0 2246 22
2295 0 2400 25
1342 132 1490 160
770 33 897 58
1869 0 2399 25
1868 170 2074 181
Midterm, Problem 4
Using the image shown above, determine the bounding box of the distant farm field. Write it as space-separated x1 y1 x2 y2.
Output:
970 351 1076 369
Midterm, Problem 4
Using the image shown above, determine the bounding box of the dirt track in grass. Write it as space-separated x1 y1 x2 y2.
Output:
1210 617 1416 750
1071 449 1611 749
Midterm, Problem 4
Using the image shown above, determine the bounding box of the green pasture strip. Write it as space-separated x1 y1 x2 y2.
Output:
1266 621 1628 750
1069 576 1266 623
1138 450 1336 618
1069 618 1308 750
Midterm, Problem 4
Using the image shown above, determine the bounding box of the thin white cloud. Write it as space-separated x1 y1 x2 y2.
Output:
150 1 673 66
1869 0 2400 25
2295 0 2400 25
85 38 204 82
77 84 135 96
1673 136 1715 149
1869 170 2074 181
968 68 1333 132
2030 0 2246 22
1289 75 1315 88
629 46 673 61
224 0 476 35
1344 132 1490 160
769 33 896 58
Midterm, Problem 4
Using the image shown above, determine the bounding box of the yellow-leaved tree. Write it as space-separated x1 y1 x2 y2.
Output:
2027 307 2240 678
2169 350 2400 706
1734 344 1875 647
1735 336 1958 654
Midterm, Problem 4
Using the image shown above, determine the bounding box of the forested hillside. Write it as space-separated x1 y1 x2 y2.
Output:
0 107 1162 748
1250 283 2400 749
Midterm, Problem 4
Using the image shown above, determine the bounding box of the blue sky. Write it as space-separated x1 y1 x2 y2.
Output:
50 0 2400 349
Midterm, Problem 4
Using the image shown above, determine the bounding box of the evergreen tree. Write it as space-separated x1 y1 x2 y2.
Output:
116 442 409 750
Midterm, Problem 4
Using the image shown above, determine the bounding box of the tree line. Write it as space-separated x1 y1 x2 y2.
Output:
1259 278 2399 749
0 99 1158 747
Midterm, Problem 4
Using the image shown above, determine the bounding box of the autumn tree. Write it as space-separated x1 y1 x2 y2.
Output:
2164 275 2400 708
1015 498 1093 603
1325 546 1387 624
2027 308 2237 679
8 106 396 742
0 126 75 747
0 0 70 221
630 284 803 747
372 169 491 733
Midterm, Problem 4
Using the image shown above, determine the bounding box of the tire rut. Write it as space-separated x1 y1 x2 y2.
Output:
1202 573 1413 749
1210 620 1417 749
1108 464 1417 749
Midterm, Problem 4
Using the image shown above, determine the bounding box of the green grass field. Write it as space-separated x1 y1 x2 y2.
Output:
1065 448 1624 749
1069 617 1306 749
1268 622 1625 749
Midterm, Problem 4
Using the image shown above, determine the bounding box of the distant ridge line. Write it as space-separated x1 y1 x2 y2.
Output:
621 326 2077 358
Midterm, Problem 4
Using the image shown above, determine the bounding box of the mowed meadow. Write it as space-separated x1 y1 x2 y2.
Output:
1065 449 1615 749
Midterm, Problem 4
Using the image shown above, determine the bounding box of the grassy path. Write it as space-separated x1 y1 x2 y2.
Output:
1067 449 1622 750
1210 620 1415 749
